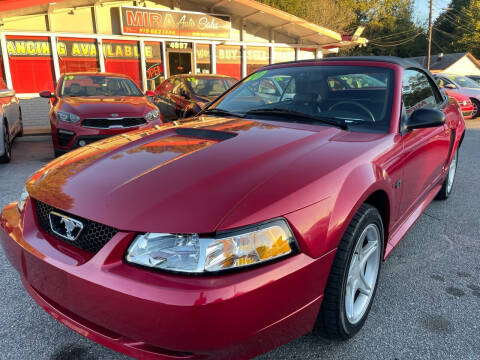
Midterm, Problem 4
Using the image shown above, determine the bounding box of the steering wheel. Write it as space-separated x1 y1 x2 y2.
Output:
328 101 375 122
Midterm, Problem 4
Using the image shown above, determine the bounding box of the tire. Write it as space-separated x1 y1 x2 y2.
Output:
471 99 480 118
315 204 384 340
0 121 12 163
436 149 458 200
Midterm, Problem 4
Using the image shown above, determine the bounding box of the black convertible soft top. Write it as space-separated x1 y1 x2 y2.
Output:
266 56 426 71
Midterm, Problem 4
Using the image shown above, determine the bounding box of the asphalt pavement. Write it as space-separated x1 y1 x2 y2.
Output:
1 122 480 360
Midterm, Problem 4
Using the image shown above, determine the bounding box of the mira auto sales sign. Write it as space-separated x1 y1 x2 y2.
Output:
121 6 231 40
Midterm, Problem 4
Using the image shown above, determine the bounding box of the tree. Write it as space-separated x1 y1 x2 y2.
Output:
434 0 480 58
259 0 428 57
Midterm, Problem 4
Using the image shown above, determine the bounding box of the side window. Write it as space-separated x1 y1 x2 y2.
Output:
402 69 440 116
173 80 187 96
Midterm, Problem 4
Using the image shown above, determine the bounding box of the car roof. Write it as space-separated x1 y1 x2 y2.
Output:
265 56 426 70
62 72 130 78
173 74 236 79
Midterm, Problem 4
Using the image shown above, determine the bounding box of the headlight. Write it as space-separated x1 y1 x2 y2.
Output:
17 186 29 213
125 220 296 274
56 111 80 123
462 100 467 106
145 109 160 122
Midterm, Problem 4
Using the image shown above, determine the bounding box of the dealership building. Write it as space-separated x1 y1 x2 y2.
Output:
0 0 366 97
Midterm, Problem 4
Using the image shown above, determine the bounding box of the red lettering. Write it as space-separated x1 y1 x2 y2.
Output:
127 10 143 26
150 13 162 28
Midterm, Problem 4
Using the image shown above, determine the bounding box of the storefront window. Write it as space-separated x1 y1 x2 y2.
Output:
196 44 211 74
6 36 55 93
273 47 296 63
102 39 141 87
57 37 100 73
298 48 316 60
145 41 165 90
246 46 269 75
216 45 242 80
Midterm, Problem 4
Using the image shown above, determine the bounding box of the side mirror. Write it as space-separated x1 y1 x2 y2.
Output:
39 90 55 98
403 108 446 132
444 83 456 89
145 90 156 97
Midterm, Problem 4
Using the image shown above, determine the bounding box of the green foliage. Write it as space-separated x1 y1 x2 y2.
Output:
258 0 428 57
434 0 480 58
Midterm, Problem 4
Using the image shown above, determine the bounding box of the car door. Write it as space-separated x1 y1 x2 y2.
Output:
154 78 178 122
399 69 451 216
170 79 192 118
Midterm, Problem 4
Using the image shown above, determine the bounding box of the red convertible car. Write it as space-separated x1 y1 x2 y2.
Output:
40 72 161 157
1 57 464 360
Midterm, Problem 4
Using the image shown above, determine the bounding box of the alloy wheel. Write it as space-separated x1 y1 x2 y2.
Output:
344 223 381 325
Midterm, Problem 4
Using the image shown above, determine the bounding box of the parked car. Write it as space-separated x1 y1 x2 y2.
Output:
40 72 161 157
444 89 474 119
0 79 22 163
154 74 236 121
434 73 480 117
1 57 465 360
467 74 480 85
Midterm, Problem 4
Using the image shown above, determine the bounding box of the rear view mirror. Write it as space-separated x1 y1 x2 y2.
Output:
39 90 55 98
403 108 446 132
180 89 190 99
145 90 156 97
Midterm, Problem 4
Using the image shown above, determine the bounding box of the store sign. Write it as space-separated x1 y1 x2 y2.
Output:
216 45 241 64
246 47 269 64
146 63 164 80
6 38 161 61
120 6 231 40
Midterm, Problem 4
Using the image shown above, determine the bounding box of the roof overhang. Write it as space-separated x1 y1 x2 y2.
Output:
0 0 367 48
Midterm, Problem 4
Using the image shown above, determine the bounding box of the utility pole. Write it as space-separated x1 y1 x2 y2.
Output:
427 0 433 70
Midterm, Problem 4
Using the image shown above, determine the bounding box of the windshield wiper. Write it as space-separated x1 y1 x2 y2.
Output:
245 108 347 130
201 108 244 118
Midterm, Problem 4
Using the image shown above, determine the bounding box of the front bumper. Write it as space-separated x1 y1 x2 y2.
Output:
0 201 335 360
50 118 161 153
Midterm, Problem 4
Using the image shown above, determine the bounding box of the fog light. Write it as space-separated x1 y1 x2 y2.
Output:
79 140 86 146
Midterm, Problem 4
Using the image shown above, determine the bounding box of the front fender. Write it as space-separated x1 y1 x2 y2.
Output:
285 163 393 259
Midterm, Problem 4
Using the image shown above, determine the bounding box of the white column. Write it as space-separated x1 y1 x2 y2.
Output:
211 43 216 74
161 40 167 77
192 42 197 74
295 46 299 61
0 34 13 89
241 44 247 78
98 39 105 72
139 40 147 91
50 35 61 82
270 45 275 64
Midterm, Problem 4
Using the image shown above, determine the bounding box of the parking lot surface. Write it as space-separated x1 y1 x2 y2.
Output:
1 122 480 360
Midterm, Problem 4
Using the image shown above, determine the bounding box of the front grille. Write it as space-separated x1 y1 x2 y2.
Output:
35 200 118 253
82 117 146 129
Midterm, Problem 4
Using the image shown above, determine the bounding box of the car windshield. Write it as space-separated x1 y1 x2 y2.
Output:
60 75 143 97
207 65 394 132
185 77 237 98
447 75 480 88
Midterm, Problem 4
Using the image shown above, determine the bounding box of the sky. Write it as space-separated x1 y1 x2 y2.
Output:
414 0 452 25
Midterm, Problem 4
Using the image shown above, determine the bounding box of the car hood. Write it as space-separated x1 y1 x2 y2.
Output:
27 117 385 234
58 96 155 117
